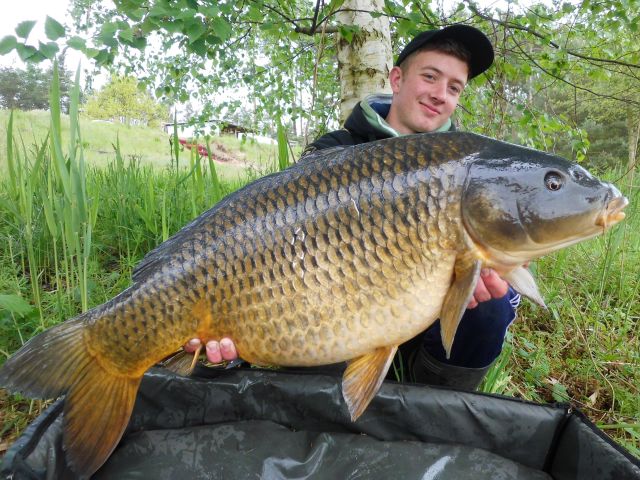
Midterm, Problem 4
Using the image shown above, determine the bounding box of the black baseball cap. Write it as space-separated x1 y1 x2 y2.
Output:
395 24 494 79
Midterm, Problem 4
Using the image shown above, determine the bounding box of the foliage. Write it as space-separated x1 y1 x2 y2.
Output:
0 63 73 112
452 0 639 167
65 0 344 144
1 0 636 169
84 75 169 127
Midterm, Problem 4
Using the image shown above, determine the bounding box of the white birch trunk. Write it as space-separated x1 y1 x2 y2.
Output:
335 0 392 124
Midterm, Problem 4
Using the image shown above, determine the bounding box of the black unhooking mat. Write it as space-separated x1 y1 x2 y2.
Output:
2 367 639 479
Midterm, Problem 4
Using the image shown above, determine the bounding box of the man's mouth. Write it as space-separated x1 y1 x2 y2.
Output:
420 102 440 115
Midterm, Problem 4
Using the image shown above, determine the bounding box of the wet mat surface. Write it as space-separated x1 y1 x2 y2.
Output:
96 419 552 479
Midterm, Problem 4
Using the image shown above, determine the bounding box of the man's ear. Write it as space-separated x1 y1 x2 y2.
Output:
389 66 403 93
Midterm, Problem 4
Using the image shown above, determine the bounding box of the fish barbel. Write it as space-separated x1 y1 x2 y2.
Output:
0 132 628 477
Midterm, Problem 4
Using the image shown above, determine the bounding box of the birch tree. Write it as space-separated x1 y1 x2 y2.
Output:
335 0 392 123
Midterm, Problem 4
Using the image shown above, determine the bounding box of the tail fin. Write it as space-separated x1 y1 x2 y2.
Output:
0 315 142 477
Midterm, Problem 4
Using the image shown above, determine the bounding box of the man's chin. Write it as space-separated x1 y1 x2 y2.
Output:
413 120 442 134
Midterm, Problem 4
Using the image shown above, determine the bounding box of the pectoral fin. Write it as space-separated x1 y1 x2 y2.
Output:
503 266 547 308
342 345 397 421
440 258 482 360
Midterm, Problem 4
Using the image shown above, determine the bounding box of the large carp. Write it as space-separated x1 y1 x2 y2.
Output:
0 132 628 477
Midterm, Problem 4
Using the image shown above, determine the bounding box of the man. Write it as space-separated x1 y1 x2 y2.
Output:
187 25 520 390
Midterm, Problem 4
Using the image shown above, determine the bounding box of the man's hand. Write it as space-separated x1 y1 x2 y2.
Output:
468 268 510 309
184 338 238 363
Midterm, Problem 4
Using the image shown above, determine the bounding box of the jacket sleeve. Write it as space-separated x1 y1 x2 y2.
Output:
300 129 356 158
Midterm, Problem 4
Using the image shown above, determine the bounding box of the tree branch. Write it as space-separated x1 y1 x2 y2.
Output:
465 1 640 69
247 0 304 30
295 25 339 34
311 0 323 32
510 36 640 107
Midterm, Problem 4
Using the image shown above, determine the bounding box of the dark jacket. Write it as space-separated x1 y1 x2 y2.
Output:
301 94 456 157
301 95 520 389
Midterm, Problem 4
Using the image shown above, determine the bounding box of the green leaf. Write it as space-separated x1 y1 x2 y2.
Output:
15 20 37 39
39 41 59 59
140 17 159 34
45 16 66 40
131 36 147 50
189 37 208 56
325 0 346 13
0 294 34 316
149 3 178 18
0 35 18 55
98 23 119 47
160 19 185 34
126 8 146 21
15 43 39 61
185 18 207 44
94 48 113 65
85 47 100 58
247 5 263 22
210 17 231 42
67 36 86 50
277 119 289 170
118 27 135 44
552 382 569 402
199 4 219 17
338 25 360 44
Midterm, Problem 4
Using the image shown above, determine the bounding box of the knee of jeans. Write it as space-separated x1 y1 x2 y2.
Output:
466 297 516 334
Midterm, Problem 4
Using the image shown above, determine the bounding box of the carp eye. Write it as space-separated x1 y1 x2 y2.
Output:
544 172 563 191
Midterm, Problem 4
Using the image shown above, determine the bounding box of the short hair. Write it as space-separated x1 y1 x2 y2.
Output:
399 38 472 74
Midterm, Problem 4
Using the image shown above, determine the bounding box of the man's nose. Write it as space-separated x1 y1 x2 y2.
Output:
430 81 448 102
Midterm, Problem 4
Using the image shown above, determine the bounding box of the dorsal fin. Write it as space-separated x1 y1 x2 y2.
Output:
130 147 352 284
131 132 487 283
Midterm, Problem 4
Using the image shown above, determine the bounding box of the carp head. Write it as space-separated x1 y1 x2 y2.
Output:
460 143 628 272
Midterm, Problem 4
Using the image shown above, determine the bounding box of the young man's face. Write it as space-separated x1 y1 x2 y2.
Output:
386 50 469 134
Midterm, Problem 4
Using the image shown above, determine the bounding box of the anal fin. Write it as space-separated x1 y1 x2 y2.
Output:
162 345 202 376
342 345 397 421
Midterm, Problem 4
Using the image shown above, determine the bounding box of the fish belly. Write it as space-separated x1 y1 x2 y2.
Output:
213 249 457 367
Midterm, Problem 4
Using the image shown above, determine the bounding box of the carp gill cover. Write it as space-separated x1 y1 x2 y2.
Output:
0 132 628 477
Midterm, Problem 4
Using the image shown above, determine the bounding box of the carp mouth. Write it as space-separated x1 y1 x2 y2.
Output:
596 196 629 229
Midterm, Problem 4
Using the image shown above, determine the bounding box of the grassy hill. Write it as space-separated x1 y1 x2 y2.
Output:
0 110 281 180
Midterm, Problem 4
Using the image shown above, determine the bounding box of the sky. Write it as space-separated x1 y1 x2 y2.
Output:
0 0 75 67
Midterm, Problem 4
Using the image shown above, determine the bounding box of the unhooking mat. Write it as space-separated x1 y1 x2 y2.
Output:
2 367 639 479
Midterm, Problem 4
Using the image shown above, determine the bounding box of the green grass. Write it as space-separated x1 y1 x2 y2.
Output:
0 80 638 459
481 172 640 456
0 109 281 181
